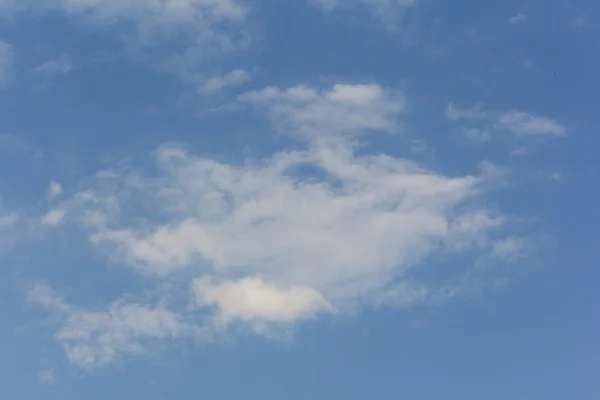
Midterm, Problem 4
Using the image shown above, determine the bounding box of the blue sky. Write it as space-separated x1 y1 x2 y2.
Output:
0 0 599 398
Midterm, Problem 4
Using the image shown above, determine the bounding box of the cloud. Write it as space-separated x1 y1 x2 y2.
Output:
0 0 246 29
550 172 563 182
510 147 529 156
0 41 14 88
311 0 418 17
48 180 64 199
41 209 67 227
32 82 524 367
0 211 19 230
33 54 73 75
28 283 71 312
29 284 199 368
201 69 250 93
445 103 488 121
491 237 529 262
193 277 334 327
239 83 405 140
446 103 566 143
1 1 250 84
496 111 566 136
509 13 527 24
38 369 56 385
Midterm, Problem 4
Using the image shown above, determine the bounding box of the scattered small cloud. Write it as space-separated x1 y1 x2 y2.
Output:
2 0 251 89
446 103 566 145
48 181 64 200
445 103 488 121
33 54 73 76
201 69 250 94
40 209 66 227
29 284 199 368
38 369 56 385
496 111 566 136
550 172 564 182
510 147 529 156
509 13 527 24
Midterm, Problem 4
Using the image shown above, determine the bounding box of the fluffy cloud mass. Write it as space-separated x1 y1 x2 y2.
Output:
28 83 522 367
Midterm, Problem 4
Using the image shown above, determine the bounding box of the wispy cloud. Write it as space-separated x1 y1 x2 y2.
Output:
38 369 56 385
496 111 566 136
2 0 251 85
0 41 14 89
201 69 250 94
311 0 418 17
446 103 488 121
33 54 73 75
47 181 64 200
446 103 566 143
40 209 66 227
0 211 19 230
29 284 200 368
509 13 527 24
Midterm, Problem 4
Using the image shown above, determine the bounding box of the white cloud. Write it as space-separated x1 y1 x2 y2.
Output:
193 277 333 326
48 180 64 199
496 111 566 136
0 40 14 88
33 54 73 75
1 1 250 84
447 103 566 143
41 209 66 227
33 82 523 366
29 284 199 368
239 83 405 140
509 13 527 24
28 283 72 312
201 69 249 93
38 369 56 385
